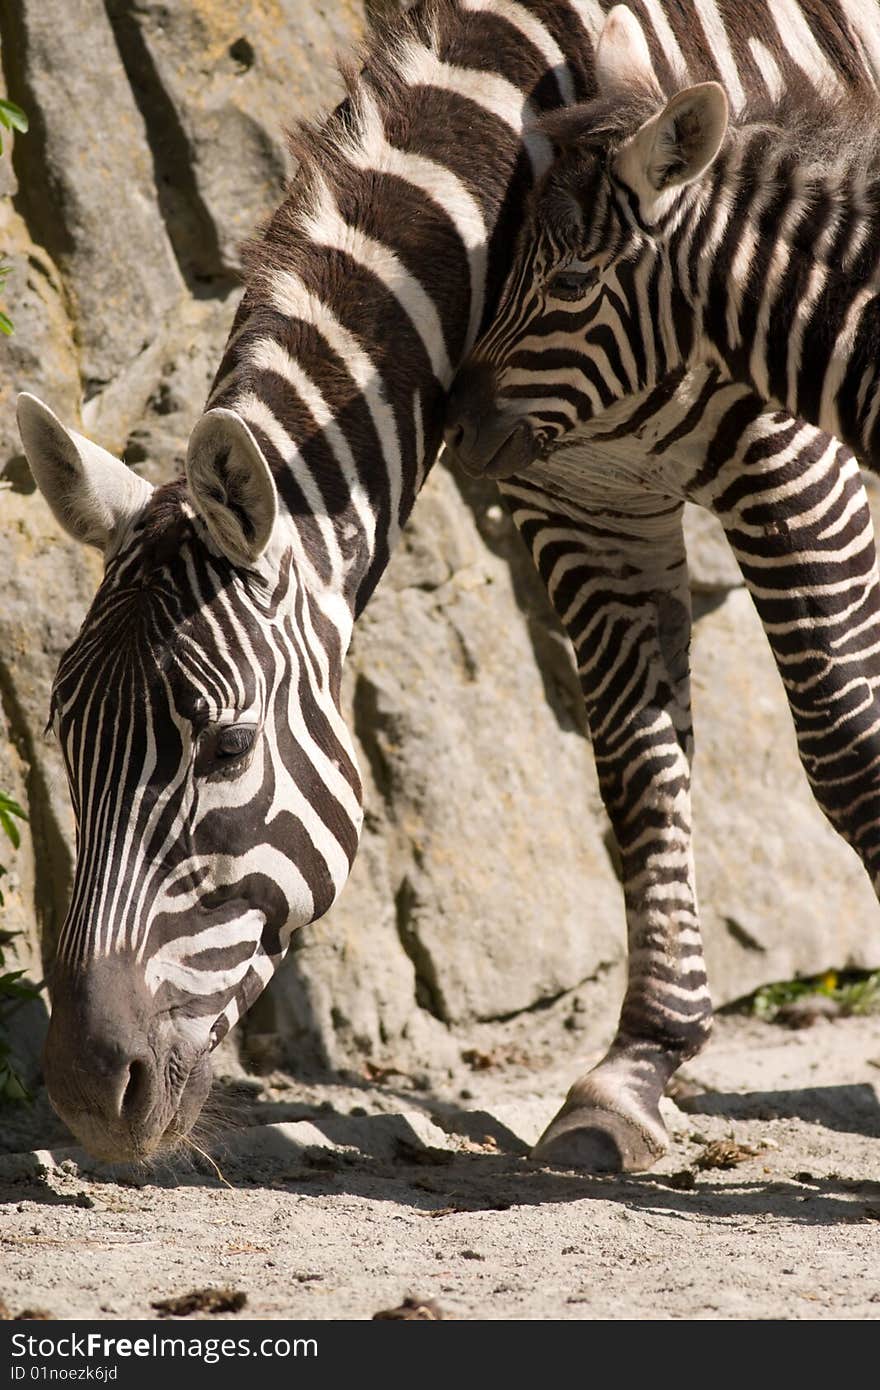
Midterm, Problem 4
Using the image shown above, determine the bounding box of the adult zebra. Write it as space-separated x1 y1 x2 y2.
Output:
14 0 880 1170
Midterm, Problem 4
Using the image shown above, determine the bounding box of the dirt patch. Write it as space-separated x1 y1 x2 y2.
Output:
1 1015 879 1321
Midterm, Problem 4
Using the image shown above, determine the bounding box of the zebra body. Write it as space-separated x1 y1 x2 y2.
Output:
15 0 880 1169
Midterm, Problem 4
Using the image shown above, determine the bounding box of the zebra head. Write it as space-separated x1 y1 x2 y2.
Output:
17 394 362 1161
444 6 729 477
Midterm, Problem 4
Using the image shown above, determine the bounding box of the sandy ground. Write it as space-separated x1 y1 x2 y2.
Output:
0 1013 879 1322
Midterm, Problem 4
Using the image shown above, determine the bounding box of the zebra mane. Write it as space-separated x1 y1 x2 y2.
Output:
240 0 460 300
538 93 659 151
541 84 880 186
733 87 880 179
136 480 195 576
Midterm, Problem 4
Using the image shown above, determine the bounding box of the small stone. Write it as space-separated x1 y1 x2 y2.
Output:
373 1296 444 1320
693 1139 759 1171
776 995 842 1028
661 1170 697 1190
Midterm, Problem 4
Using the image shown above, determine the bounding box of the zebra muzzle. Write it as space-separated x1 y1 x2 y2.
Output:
42 958 213 1163
443 412 537 480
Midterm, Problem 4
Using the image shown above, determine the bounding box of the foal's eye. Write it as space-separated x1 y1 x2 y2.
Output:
215 725 256 759
548 267 600 300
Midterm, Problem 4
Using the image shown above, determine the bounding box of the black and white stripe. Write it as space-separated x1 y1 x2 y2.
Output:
444 2 880 1168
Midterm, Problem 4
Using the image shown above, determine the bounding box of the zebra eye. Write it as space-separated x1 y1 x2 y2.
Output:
196 722 259 779
215 725 256 759
548 268 599 300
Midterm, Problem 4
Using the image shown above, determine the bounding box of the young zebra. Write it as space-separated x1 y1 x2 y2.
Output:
13 0 880 1172
444 6 880 1163
448 4 880 472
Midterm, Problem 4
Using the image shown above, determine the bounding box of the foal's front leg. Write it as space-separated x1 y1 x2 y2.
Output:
503 481 710 1170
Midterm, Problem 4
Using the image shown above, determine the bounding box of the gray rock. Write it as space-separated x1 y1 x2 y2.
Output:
104 0 365 281
345 539 622 1025
684 503 744 593
3 0 186 389
1 0 878 1116
0 484 103 956
690 586 880 1002
0 209 79 474
82 294 242 477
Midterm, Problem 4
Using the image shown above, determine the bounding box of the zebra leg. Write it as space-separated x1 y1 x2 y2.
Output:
504 482 711 1171
689 411 880 886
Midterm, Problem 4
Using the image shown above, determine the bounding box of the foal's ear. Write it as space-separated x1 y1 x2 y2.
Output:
185 409 278 568
595 5 663 100
16 393 153 552
615 83 729 211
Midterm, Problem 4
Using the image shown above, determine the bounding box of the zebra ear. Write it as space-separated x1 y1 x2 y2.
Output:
595 5 663 100
16 392 153 552
185 409 278 568
616 83 728 207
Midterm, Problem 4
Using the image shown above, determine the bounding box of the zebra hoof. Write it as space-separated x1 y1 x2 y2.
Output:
532 1104 668 1173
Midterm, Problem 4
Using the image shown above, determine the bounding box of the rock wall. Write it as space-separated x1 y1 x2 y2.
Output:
1 1 879 1089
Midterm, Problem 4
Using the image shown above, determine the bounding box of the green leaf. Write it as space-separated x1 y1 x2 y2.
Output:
0 99 28 134
0 795 27 848
0 793 27 820
0 313 12 336
0 1061 31 1104
0 968 35 997
0 811 21 850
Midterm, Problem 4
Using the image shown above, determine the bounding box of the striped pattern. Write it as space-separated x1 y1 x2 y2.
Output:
52 498 363 1045
442 4 880 1168
40 0 880 1167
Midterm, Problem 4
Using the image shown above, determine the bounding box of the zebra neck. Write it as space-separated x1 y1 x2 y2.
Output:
205 1 595 625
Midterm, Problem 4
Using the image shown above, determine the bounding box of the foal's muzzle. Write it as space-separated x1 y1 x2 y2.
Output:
444 361 539 479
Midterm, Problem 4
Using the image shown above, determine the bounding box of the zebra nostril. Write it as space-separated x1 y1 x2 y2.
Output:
119 1058 152 1122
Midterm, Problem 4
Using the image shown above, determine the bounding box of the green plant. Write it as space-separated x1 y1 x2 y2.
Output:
0 789 26 906
0 795 36 1102
0 98 28 153
0 789 25 856
0 263 13 337
0 929 39 1102
0 97 27 336
746 968 880 1021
